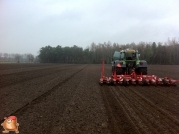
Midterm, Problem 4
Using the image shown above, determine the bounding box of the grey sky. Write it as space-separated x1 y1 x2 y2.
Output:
0 0 179 55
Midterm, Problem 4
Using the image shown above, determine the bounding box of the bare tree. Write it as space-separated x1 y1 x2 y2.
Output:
27 54 34 63
15 54 21 63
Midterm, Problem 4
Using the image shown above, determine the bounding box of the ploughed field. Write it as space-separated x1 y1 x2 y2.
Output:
0 63 179 134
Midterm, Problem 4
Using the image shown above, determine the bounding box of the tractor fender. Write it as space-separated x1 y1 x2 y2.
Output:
137 60 147 67
114 60 126 67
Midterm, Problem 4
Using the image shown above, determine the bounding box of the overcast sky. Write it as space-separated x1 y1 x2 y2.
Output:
0 0 179 55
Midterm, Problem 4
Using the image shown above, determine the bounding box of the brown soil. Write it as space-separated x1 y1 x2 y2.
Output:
0 64 179 134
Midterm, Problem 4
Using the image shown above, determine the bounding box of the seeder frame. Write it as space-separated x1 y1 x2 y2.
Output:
99 60 179 86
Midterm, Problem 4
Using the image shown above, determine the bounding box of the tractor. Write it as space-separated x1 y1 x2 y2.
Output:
99 48 179 86
112 48 147 75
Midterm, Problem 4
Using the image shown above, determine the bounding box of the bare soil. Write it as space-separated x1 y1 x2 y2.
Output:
0 63 179 134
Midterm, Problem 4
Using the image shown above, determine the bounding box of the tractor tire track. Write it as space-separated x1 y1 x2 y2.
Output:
0 65 72 88
0 65 88 123
100 86 140 134
0 64 109 134
0 64 73 75
152 86 179 101
0 63 57 70
136 87 179 117
114 86 159 134
145 87 179 103
49 65 110 134
117 86 164 133
125 86 179 133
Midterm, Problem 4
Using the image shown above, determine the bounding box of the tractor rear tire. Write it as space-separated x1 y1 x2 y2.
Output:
140 68 147 75
115 67 125 75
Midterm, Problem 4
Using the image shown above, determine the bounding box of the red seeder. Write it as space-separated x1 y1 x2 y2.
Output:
99 60 179 86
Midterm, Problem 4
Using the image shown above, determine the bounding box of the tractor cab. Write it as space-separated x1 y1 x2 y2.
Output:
120 49 140 61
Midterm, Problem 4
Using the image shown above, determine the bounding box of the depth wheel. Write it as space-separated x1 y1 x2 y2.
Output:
123 79 128 86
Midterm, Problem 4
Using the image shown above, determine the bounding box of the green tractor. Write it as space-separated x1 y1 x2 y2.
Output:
112 48 147 75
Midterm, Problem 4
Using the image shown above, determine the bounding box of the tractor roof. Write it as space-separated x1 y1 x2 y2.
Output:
120 49 138 53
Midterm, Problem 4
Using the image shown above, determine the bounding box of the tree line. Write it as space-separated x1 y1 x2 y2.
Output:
38 38 179 65
0 53 37 63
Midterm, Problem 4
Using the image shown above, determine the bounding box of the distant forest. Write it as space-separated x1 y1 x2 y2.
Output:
1 38 178 64
38 38 179 65
0 53 36 63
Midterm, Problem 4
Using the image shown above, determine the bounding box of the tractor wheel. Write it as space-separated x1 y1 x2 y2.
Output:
139 68 147 75
115 67 124 75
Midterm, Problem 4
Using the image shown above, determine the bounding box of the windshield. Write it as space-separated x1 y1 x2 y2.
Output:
125 52 136 60
113 51 120 60
120 52 125 60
